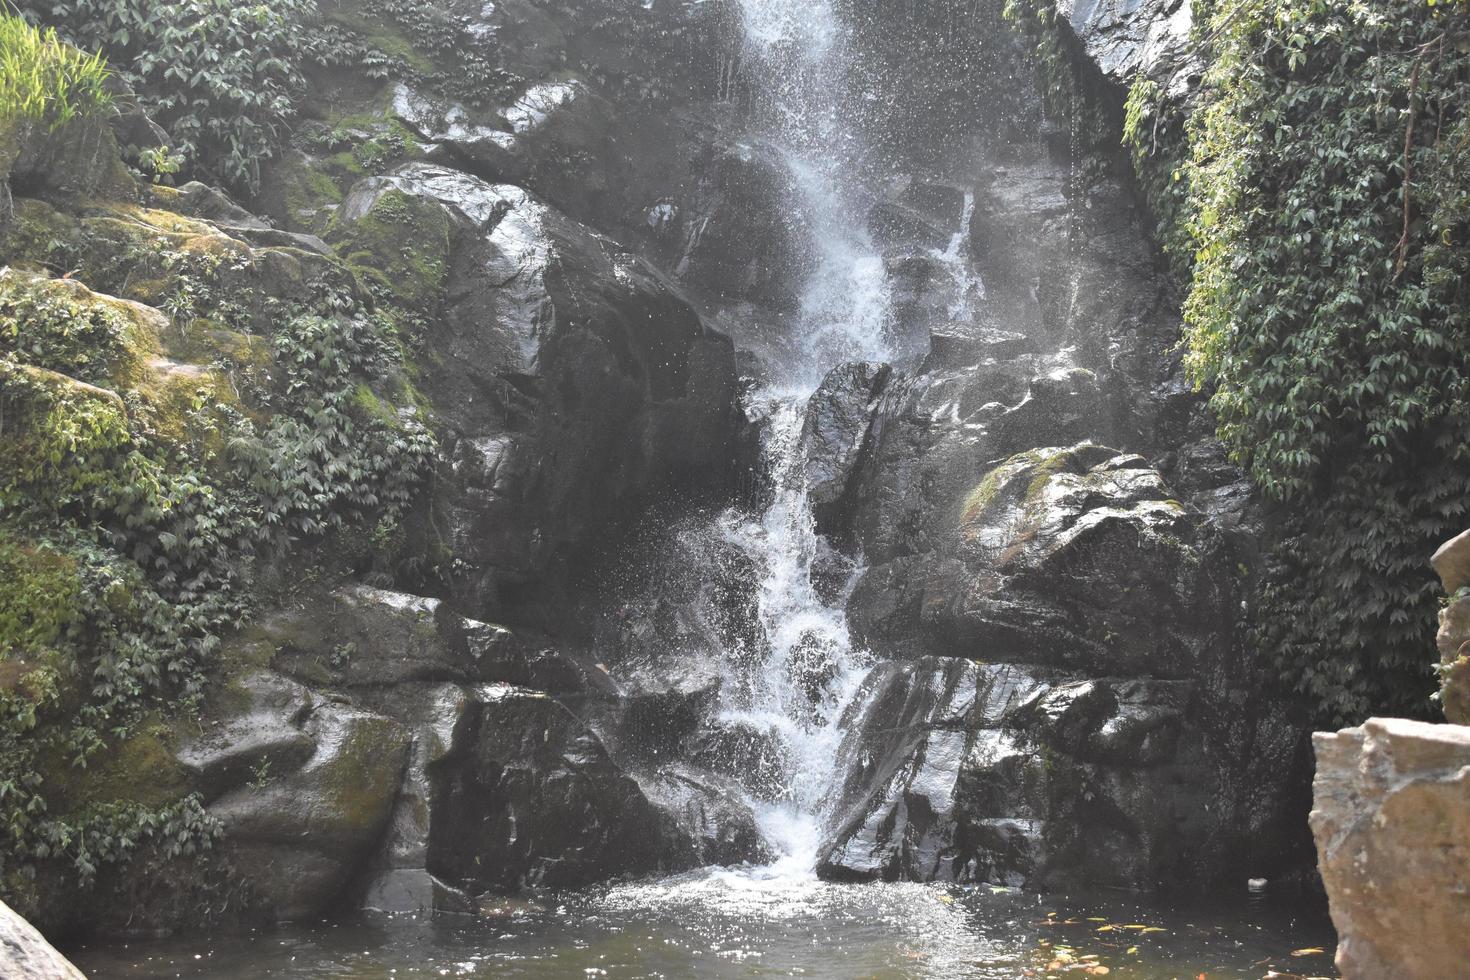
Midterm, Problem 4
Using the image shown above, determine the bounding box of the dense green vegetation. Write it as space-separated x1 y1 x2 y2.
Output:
1119 0 1470 721
1005 0 1470 722
15 0 510 194
0 18 436 908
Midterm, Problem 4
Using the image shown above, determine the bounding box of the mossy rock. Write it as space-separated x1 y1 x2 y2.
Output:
0 361 133 502
255 149 344 235
42 717 192 813
960 444 1118 530
333 188 452 315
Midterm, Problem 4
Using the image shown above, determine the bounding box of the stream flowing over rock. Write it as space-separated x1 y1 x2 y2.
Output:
1 0 1329 940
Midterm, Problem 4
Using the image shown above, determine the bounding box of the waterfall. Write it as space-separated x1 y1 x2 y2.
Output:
705 0 894 876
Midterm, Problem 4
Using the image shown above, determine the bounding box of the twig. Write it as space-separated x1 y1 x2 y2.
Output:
1395 58 1421 280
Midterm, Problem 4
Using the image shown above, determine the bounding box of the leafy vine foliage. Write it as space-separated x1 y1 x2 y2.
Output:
1121 0 1470 721
14 0 359 192
1007 0 1470 722
0 15 435 902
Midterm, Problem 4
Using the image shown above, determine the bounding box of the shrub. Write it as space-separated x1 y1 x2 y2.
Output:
1173 0 1470 721
18 0 324 193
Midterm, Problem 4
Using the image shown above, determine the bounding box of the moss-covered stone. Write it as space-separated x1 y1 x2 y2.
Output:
333 187 451 315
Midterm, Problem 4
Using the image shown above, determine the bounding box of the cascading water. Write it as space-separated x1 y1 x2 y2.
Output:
702 0 896 875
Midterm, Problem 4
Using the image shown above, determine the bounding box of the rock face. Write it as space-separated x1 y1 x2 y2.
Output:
338 163 740 621
822 447 1304 889
1312 718 1470 979
1055 0 1197 93
0 899 86 979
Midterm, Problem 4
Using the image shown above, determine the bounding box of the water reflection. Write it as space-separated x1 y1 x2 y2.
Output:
70 871 1337 980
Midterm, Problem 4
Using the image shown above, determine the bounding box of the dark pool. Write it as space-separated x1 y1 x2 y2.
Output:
67 866 1337 979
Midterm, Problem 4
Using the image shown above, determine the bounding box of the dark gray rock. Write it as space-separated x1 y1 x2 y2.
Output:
801 362 891 539
209 699 412 921
339 164 740 623
634 765 770 867
177 671 315 800
428 686 697 891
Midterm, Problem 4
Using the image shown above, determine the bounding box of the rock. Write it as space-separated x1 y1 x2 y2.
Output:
1438 593 1470 725
669 143 811 312
610 655 724 761
0 898 86 979
634 765 770 867
209 699 411 921
1312 718 1470 979
851 444 1232 677
177 671 316 799
801 362 891 538
1433 528 1470 594
355 684 478 914
338 163 740 621
820 655 1307 890
428 685 695 891
1053 0 1198 96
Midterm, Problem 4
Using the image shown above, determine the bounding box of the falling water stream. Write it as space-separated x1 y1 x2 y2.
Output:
68 2 1341 976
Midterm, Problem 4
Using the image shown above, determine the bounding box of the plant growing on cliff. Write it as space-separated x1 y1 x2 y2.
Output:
1172 0 1470 720
0 261 433 909
15 0 341 192
0 13 109 133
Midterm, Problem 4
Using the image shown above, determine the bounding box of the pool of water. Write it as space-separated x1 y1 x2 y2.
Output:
68 867 1338 979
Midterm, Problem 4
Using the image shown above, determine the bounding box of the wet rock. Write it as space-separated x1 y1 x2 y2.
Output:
429 686 695 891
611 655 724 760
689 723 791 802
670 143 811 312
820 654 1308 890
210 700 411 921
852 444 1232 678
634 765 770 867
801 362 891 538
1312 718 1470 979
355 684 478 914
177 671 315 800
339 163 739 622
819 659 1049 882
1051 0 1198 95
0 898 85 979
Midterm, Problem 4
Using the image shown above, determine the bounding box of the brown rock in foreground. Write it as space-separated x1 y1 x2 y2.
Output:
1311 718 1470 979
0 898 86 979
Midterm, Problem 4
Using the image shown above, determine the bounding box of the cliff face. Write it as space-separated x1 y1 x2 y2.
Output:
1 0 1323 938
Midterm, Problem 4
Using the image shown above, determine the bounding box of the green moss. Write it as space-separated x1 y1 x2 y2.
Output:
321 7 434 76
334 189 451 315
322 717 404 830
0 199 82 274
0 535 82 656
44 721 190 812
0 361 133 506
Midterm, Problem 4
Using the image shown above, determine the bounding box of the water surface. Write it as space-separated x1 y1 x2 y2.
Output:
70 868 1337 979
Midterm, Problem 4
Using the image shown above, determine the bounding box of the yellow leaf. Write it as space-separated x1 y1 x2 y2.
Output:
1126 947 1139 955
1140 927 1167 934
1096 925 1114 932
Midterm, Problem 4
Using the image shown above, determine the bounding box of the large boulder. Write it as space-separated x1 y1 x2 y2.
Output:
205 690 412 921
338 164 740 622
818 654 1307 890
1312 718 1470 979
427 686 700 890
0 899 85 979
850 444 1234 676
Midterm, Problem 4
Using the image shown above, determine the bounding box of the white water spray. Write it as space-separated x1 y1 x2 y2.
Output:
707 0 895 877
